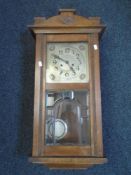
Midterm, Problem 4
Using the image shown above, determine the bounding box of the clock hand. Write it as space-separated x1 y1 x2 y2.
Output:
52 54 76 74
52 54 69 64
70 66 76 74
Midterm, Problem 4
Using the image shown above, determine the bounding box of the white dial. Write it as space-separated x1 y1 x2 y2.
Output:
46 42 89 83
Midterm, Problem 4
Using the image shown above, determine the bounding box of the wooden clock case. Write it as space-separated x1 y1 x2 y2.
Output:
28 9 107 169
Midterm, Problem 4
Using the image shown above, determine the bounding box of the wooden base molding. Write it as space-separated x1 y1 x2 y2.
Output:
29 157 107 169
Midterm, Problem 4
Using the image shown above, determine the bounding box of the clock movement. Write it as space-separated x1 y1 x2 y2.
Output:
28 9 107 169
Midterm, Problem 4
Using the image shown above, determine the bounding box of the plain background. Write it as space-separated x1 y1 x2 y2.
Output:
0 0 131 175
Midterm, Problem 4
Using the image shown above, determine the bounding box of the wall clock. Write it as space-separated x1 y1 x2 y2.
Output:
28 9 107 169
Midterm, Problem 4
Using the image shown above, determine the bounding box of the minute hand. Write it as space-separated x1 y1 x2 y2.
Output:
52 54 76 74
52 54 69 64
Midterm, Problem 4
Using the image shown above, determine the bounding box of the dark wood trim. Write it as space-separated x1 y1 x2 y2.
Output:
92 34 103 156
44 146 91 156
31 27 104 34
29 157 107 164
46 34 89 42
46 83 89 90
88 35 95 156
29 157 107 169
32 34 43 156
39 35 47 156
48 164 93 169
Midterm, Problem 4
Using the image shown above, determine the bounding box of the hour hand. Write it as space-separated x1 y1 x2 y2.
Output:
52 54 76 74
70 66 76 74
52 54 68 64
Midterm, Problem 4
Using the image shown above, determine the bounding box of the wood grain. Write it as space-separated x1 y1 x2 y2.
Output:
44 146 91 156
29 157 107 169
46 83 89 90
32 34 43 156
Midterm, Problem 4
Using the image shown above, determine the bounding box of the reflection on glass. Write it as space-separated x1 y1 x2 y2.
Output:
45 90 90 145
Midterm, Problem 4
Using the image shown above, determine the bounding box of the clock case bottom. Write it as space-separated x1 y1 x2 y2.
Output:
29 157 107 169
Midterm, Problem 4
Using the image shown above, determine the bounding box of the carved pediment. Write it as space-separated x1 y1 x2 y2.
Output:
29 9 105 34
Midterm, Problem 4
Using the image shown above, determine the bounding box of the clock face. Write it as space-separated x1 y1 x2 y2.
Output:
46 42 89 83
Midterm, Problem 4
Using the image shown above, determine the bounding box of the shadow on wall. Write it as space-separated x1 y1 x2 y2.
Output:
17 30 35 156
